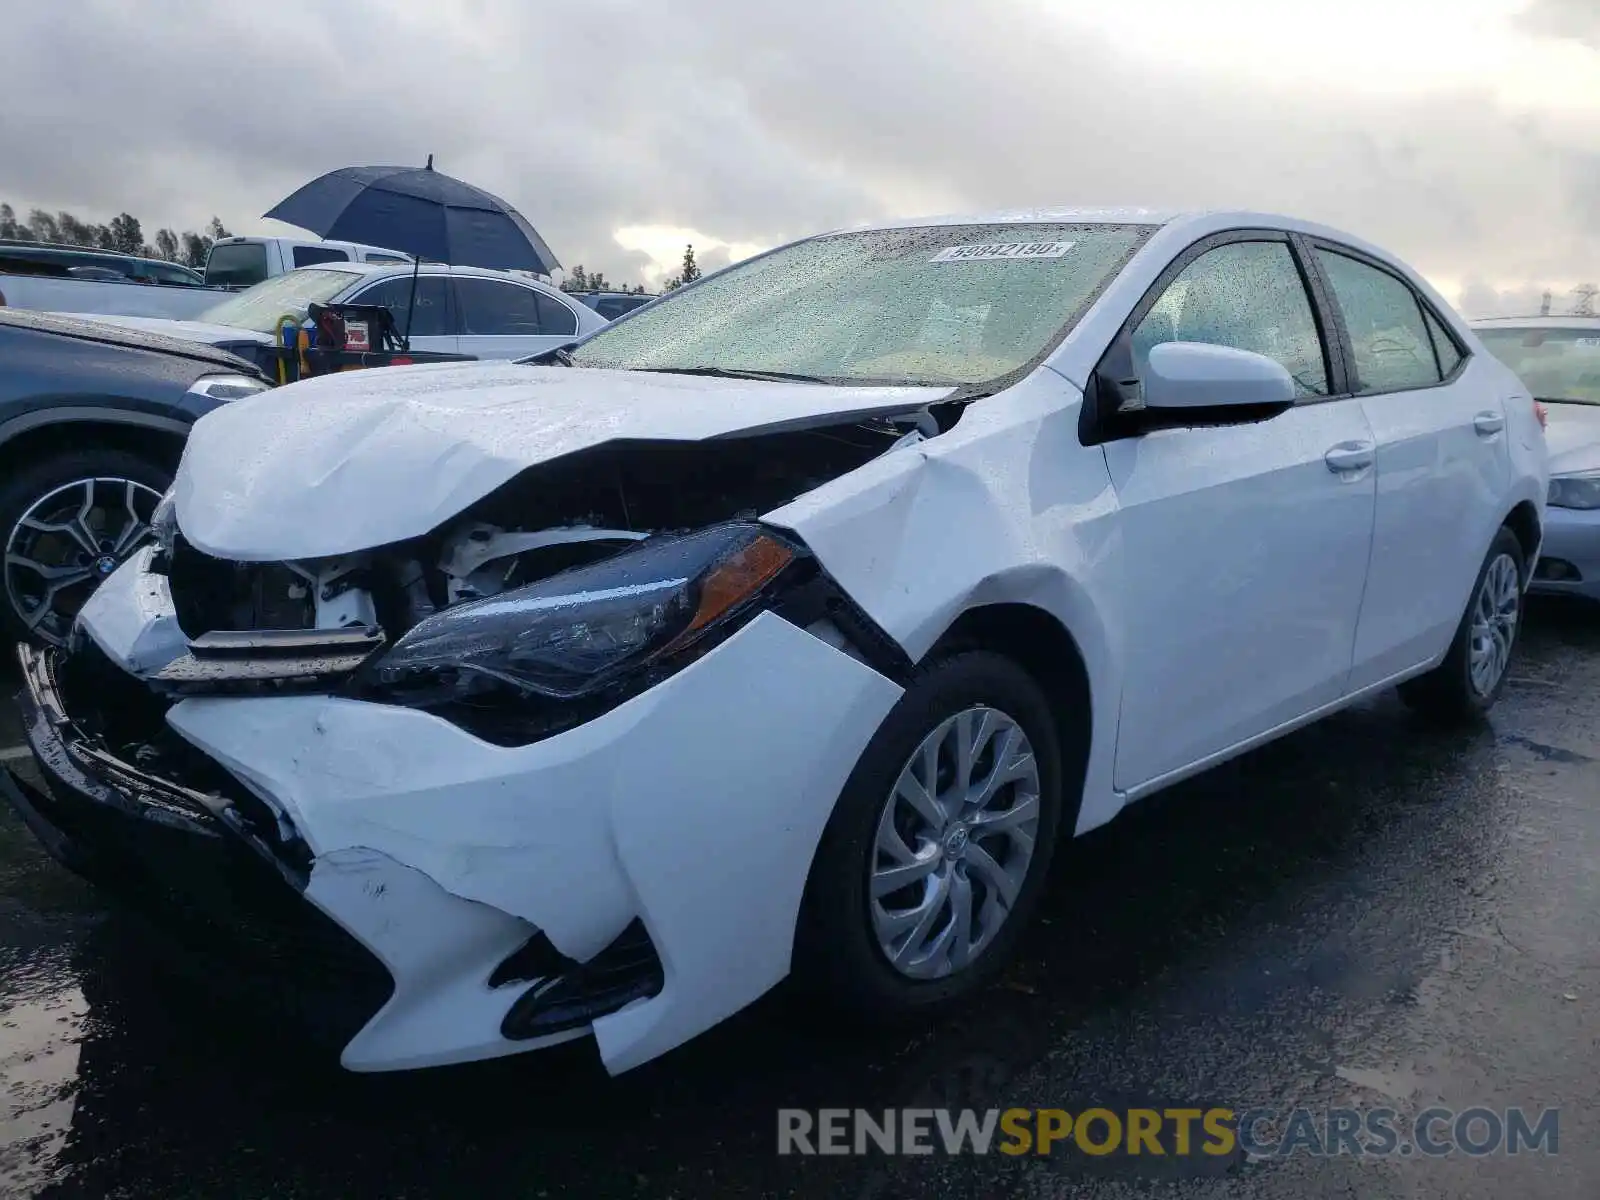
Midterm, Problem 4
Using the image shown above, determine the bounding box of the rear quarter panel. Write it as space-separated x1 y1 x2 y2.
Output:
1461 331 1550 562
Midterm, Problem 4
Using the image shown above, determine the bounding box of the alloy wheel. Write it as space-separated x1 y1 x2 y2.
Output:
1468 552 1520 698
869 705 1042 980
4 477 162 646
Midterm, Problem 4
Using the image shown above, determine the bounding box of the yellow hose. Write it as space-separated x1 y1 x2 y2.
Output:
273 313 300 385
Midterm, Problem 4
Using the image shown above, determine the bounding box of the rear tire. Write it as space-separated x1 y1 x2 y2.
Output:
794 650 1065 1017
1398 525 1525 723
0 448 171 647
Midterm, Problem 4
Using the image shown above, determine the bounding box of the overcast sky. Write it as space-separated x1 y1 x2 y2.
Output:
2 0 1596 314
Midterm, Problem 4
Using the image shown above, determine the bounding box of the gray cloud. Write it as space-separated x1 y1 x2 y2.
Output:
1519 0 1600 50
1 0 1597 297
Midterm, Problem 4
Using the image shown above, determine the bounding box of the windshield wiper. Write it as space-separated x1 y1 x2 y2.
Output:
636 365 832 384
519 342 579 366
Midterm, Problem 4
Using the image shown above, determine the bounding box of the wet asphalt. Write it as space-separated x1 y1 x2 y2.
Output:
1 602 1598 1199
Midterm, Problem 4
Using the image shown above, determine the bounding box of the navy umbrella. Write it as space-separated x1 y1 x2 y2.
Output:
263 156 561 273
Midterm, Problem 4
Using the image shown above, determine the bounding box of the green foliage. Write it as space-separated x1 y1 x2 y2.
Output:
0 200 231 266
560 263 648 295
661 243 701 292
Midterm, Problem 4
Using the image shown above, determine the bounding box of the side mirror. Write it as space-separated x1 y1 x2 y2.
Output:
1142 342 1297 412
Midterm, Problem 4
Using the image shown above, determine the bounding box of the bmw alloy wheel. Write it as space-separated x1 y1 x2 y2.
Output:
4 477 162 646
869 706 1042 979
1468 551 1520 698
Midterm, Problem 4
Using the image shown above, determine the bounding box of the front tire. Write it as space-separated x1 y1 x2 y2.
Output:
1399 525 1525 723
794 650 1065 1016
0 449 170 647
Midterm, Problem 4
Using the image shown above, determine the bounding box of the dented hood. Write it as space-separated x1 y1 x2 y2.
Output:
175 360 948 560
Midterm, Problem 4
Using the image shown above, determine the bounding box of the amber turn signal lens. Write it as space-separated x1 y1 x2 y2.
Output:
684 534 795 636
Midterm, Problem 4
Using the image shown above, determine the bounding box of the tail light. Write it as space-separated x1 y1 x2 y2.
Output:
1534 400 1548 430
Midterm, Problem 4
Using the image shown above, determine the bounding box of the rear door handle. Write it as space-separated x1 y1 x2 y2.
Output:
1474 411 1505 437
1324 441 1375 474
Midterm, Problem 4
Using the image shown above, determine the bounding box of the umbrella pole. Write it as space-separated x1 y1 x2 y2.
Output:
400 253 422 352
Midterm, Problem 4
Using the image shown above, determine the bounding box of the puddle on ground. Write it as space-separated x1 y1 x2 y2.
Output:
0 973 87 1193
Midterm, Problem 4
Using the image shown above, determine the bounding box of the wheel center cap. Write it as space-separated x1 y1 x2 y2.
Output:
94 555 118 577
943 825 970 860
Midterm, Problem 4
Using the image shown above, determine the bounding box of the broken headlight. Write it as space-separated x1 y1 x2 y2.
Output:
151 486 178 555
366 522 798 702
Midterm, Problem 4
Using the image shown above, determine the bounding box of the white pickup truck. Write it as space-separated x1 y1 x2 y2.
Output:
202 236 413 288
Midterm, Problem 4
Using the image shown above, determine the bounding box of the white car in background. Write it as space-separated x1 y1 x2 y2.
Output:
5 208 1546 1079
71 262 607 371
1474 315 1600 602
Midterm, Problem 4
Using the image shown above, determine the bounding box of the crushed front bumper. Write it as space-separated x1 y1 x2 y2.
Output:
8 552 905 1074
1 643 395 1048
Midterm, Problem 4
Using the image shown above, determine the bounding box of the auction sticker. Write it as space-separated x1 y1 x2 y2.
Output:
930 240 1075 263
1575 337 1600 348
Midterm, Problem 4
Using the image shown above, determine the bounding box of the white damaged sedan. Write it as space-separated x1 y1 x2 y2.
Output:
3 209 1547 1075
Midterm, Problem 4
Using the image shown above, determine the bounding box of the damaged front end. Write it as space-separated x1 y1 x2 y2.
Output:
147 415 923 733
4 410 924 1073
1 641 395 1049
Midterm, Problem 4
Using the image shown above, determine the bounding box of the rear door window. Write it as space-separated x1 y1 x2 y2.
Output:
1315 250 1442 393
1422 307 1464 377
293 245 353 268
456 278 550 335
536 292 579 335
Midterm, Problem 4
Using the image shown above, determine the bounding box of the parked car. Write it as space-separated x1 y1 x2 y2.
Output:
568 290 656 320
1 242 226 319
1474 314 1600 600
77 263 608 375
0 308 269 645
3 208 1546 1079
0 241 207 287
202 235 413 289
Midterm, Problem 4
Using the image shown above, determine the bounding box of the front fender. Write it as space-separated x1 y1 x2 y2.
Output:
763 370 1128 834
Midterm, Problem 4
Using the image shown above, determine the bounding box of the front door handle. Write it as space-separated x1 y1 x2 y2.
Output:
1324 441 1375 474
1474 411 1505 437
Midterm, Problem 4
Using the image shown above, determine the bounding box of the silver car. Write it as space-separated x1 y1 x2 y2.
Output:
1475 315 1600 601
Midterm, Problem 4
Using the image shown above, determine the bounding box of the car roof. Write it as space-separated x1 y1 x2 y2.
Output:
0 239 149 262
0 242 192 270
845 206 1186 233
819 207 1406 266
215 235 411 257
327 261 567 289
1470 315 1600 329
